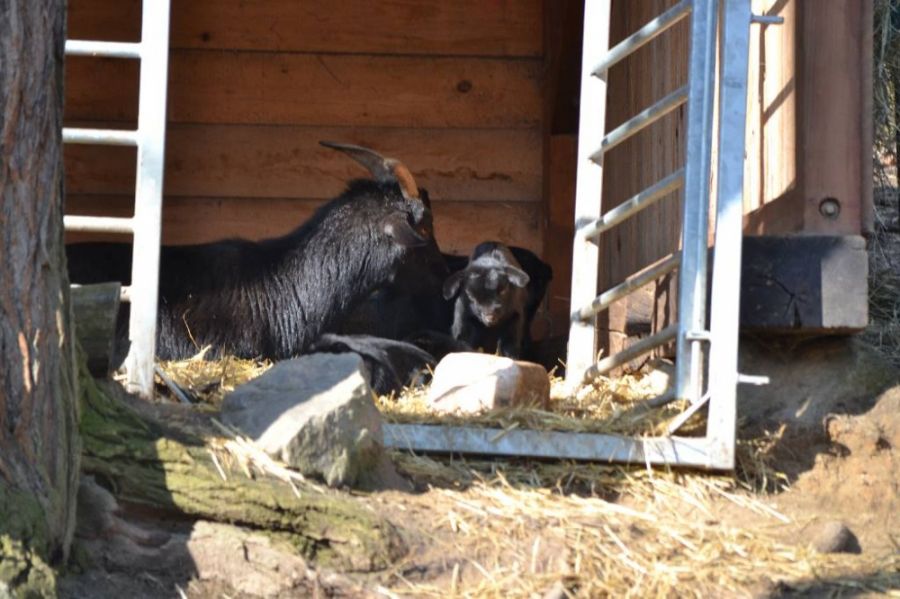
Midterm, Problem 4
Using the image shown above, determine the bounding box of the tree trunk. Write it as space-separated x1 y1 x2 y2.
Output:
0 1 80 595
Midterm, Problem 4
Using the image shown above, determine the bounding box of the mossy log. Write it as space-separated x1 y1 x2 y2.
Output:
77 374 407 572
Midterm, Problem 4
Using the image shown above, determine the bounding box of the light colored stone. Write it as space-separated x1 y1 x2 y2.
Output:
810 521 860 554
220 353 384 488
186 521 311 596
427 352 550 414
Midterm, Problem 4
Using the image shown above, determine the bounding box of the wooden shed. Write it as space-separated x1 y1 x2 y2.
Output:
64 0 872 355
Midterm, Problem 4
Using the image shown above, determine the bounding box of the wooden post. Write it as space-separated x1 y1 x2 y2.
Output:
71 282 124 376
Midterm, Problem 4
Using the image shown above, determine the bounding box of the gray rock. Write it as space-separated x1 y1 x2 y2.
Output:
221 353 385 488
810 521 861 554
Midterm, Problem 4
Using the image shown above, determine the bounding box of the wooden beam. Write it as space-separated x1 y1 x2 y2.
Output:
541 2 583 335
797 0 870 235
543 134 577 334
71 282 123 376
740 235 868 332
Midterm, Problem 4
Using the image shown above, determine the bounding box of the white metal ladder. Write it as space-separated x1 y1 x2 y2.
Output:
563 0 761 467
64 2 172 398
383 0 759 469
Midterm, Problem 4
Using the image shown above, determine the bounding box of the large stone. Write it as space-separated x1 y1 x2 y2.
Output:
221 353 384 488
427 352 550 415
809 521 861 554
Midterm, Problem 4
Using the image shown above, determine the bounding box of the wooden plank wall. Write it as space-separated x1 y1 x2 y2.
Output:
603 0 687 291
64 0 544 255
743 0 872 236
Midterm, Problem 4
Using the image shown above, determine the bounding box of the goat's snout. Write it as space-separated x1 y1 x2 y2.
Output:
479 308 504 327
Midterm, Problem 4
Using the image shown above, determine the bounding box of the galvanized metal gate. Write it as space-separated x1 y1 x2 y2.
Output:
64 1 172 398
385 0 763 469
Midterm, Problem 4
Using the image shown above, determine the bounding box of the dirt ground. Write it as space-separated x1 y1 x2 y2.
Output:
58 191 900 598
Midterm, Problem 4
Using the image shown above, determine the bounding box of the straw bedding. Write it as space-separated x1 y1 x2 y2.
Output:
154 355 899 596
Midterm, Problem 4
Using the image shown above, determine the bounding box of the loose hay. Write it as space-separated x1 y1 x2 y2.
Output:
156 349 271 405
153 357 898 596
376 368 696 438
381 459 900 598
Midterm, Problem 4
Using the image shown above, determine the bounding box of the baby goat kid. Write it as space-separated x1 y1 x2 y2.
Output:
442 241 532 359
67 142 441 362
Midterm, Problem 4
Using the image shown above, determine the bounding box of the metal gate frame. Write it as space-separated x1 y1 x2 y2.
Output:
64 1 172 398
384 0 760 470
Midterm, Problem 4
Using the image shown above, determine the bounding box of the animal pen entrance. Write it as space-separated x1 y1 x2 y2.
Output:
62 1 771 470
386 0 760 470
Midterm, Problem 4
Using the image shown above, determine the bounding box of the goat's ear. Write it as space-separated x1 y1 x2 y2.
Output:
383 215 428 247
442 270 466 300
419 188 432 209
504 266 530 288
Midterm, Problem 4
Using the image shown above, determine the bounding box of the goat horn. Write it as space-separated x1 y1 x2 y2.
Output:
320 141 421 202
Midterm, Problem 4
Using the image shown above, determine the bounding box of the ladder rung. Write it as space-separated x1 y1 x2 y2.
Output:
63 128 139 146
591 86 688 161
64 215 134 234
580 169 685 240
575 252 681 322
587 324 678 378
65 40 142 59
592 0 692 76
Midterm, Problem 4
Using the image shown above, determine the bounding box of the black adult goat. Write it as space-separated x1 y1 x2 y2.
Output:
66 142 443 362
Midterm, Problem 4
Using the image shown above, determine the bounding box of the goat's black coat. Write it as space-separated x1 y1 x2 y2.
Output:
442 241 552 359
310 333 436 395
334 234 453 341
339 244 552 363
67 179 441 362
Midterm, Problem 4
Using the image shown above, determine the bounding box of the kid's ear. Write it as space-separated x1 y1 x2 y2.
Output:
442 270 466 300
504 266 530 288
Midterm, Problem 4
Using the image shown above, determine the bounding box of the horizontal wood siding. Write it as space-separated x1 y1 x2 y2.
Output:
69 0 542 56
65 0 544 254
65 195 542 255
65 53 542 129
64 126 541 202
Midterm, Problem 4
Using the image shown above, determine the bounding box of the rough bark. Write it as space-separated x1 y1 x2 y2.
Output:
0 1 80 596
78 374 407 572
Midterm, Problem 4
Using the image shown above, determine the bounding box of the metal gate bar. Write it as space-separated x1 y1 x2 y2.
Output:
704 0 753 465
385 424 714 467
674 0 719 405
576 252 681 321
593 0 692 75
64 1 171 398
581 168 684 240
